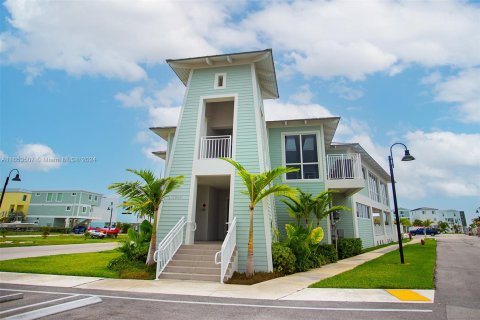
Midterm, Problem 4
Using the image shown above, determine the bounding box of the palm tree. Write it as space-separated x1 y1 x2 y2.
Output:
312 190 349 227
423 219 433 238
109 169 184 266
222 158 298 278
281 190 314 226
400 217 412 233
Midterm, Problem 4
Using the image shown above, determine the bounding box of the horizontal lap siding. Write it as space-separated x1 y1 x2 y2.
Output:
268 126 329 243
333 195 355 239
357 218 374 248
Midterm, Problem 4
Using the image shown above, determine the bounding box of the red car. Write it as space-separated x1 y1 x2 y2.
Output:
87 227 120 238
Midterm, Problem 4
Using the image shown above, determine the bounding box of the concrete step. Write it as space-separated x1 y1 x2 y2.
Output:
164 265 220 275
177 248 219 256
169 259 219 268
160 272 219 282
181 244 222 250
173 253 217 261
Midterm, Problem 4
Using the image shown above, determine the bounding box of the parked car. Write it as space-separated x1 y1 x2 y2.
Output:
72 226 87 234
94 227 120 238
86 228 106 239
410 228 439 236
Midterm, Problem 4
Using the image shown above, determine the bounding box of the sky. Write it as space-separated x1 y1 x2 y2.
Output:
0 0 479 223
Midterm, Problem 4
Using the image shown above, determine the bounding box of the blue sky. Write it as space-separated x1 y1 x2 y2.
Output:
1 0 479 222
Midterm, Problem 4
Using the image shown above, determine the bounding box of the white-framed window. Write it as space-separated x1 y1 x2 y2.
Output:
56 193 63 202
72 192 77 196
368 172 379 202
66 206 71 211
362 167 367 180
82 206 86 213
214 73 226 89
384 212 390 225
46 193 53 202
94 195 98 201
35 193 40 196
356 203 370 219
88 194 92 201
283 133 320 180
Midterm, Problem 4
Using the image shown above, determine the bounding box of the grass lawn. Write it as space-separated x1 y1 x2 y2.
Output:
310 239 436 289
0 234 125 248
361 238 411 254
0 250 155 279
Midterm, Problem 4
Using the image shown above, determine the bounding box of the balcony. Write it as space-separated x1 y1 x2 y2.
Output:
325 154 365 195
200 135 232 159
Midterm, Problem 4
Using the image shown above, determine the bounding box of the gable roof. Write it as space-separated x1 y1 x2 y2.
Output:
166 49 279 99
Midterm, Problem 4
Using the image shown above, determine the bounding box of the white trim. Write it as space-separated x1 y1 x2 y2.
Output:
185 175 198 244
214 72 227 89
30 203 77 207
56 192 63 202
281 130 323 182
46 192 53 202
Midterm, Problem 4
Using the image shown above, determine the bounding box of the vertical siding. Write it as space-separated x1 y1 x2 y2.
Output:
268 126 329 243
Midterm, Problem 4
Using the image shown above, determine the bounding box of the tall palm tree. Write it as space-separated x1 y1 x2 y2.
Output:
109 169 184 266
400 217 412 233
222 158 298 278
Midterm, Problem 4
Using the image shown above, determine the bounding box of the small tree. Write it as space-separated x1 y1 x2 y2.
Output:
438 221 449 233
109 169 184 266
313 190 350 227
413 219 424 227
222 158 298 278
423 219 433 237
400 218 411 233
281 190 314 226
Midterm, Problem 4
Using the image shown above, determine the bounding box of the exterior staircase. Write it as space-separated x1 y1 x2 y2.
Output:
159 242 237 282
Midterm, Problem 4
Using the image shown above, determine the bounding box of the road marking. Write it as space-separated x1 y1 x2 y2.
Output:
386 290 431 302
0 293 24 303
0 295 76 315
0 288 433 313
3 296 102 320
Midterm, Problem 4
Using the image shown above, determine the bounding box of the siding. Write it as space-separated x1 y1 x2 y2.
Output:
357 218 375 248
332 194 355 239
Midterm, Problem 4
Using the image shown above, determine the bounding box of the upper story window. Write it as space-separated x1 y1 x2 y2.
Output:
66 206 71 211
22 195 27 201
362 167 367 180
56 193 63 202
214 73 226 89
284 134 319 180
88 194 92 201
94 195 98 201
368 172 379 202
35 193 40 196
46 193 53 202
72 192 77 196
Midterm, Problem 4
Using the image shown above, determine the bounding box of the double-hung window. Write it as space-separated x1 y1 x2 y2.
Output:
284 134 319 180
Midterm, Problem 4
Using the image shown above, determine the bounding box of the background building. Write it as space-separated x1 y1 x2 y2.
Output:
404 207 466 230
91 196 143 228
0 189 31 222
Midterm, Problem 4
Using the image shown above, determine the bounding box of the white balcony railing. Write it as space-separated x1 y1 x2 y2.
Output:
326 154 362 180
200 135 232 159
215 217 237 284
154 216 186 280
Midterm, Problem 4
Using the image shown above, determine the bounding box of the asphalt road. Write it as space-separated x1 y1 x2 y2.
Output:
0 242 119 260
434 234 480 319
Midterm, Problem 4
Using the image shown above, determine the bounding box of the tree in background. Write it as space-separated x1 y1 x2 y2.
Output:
222 158 298 278
413 219 424 227
438 221 449 233
422 219 433 237
109 169 184 265
400 217 411 233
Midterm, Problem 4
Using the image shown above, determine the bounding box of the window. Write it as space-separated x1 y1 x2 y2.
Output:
35 193 40 196
214 73 226 89
72 192 77 196
356 203 370 219
368 173 379 202
362 167 367 180
22 195 27 201
94 195 98 201
384 212 390 225
82 207 86 213
422 211 425 215
56 193 63 202
88 194 92 201
284 134 319 180
66 206 71 211
46 193 53 202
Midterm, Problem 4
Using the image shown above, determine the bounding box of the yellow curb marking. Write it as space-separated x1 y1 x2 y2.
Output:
386 289 431 301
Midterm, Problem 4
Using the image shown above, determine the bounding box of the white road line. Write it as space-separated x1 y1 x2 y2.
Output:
0 288 433 313
0 295 77 315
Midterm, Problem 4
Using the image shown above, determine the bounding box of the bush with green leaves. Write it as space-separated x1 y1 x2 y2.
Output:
272 242 296 275
41 227 50 238
337 238 362 259
283 223 324 272
317 244 338 264
120 223 131 234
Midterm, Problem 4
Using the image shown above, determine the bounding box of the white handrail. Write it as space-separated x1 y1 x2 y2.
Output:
154 216 187 280
215 217 237 284
326 154 362 180
200 135 232 159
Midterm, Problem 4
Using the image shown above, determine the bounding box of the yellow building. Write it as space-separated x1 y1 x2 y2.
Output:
0 189 32 220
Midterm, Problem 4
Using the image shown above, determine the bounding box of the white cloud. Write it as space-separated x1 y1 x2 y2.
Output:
115 87 145 108
245 0 480 80
264 100 335 121
290 84 314 104
1 0 256 81
329 80 363 101
15 143 62 172
421 71 442 85
148 106 181 127
432 68 480 123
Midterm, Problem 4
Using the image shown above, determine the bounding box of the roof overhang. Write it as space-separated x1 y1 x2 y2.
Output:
167 49 279 99
149 126 176 141
329 143 391 181
266 117 340 147
152 150 166 160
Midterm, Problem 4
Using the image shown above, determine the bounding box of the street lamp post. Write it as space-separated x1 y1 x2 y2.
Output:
107 202 114 230
0 169 22 209
389 143 415 264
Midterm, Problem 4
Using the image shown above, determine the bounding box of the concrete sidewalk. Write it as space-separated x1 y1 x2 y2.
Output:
0 243 120 261
0 238 434 303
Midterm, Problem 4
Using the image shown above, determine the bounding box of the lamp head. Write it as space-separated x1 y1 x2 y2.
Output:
12 173 21 182
401 149 415 161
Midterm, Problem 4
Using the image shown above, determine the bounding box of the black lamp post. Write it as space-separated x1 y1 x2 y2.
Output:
389 143 415 264
107 201 114 230
0 169 22 209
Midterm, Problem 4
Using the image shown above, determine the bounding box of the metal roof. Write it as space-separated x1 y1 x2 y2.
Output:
166 49 279 99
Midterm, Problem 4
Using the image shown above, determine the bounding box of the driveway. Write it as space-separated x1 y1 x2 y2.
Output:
0 243 119 261
435 234 480 319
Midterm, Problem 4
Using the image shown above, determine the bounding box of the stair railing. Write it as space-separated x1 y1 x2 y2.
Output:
214 217 237 283
154 216 187 280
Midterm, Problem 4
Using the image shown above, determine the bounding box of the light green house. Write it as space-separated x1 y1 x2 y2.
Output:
151 49 394 282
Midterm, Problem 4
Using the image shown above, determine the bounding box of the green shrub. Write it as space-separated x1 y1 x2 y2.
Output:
283 224 324 272
272 243 296 275
41 227 50 238
317 244 338 263
48 227 71 234
120 223 131 234
337 238 362 259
